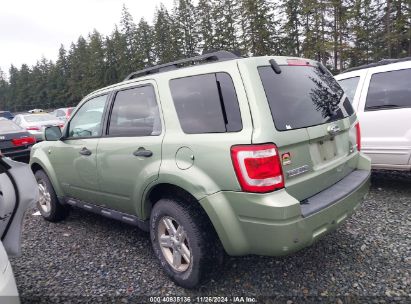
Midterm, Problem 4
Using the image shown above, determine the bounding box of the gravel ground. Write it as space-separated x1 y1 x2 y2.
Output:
10 170 410 303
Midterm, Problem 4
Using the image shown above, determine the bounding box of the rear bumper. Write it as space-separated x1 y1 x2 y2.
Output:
200 155 371 256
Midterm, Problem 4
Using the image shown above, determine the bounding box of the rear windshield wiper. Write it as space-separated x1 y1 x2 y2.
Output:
366 104 402 111
269 59 282 74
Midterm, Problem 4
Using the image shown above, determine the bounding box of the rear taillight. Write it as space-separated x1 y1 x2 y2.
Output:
12 136 36 146
26 126 40 131
349 122 361 151
231 144 284 193
355 122 361 151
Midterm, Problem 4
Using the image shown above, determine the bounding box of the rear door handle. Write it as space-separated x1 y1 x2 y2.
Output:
133 148 153 158
79 147 92 156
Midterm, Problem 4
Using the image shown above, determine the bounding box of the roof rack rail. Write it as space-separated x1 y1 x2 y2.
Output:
344 56 411 73
123 50 239 81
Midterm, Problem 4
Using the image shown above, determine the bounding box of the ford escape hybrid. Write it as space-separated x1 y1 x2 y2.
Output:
30 51 371 288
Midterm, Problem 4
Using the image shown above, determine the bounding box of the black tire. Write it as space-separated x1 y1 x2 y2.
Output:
34 170 69 222
150 198 221 288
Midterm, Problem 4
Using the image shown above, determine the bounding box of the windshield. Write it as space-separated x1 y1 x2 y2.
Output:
258 65 354 131
24 114 58 122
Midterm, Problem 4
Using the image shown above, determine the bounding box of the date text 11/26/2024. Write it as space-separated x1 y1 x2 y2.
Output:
149 296 258 303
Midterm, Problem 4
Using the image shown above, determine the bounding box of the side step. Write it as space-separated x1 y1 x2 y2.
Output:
63 197 149 232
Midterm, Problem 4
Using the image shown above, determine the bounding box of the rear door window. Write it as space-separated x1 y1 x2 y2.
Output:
170 73 242 134
338 76 360 103
365 68 411 111
108 85 162 137
258 65 354 131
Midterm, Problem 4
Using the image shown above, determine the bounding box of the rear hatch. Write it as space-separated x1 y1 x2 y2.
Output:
258 59 358 201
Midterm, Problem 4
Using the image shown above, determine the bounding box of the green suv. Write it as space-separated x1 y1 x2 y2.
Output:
30 51 371 288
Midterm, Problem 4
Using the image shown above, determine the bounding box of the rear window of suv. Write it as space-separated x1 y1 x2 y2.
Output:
259 65 354 131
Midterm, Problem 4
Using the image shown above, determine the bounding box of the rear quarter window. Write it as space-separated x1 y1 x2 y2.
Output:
365 68 411 111
170 73 242 134
338 76 360 104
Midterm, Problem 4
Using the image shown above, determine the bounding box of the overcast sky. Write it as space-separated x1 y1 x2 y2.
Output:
0 0 173 74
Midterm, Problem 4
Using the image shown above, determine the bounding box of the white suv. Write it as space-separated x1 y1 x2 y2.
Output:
335 58 411 171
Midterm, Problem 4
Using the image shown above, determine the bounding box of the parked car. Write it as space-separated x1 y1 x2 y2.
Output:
335 57 411 171
0 156 38 300
30 51 371 288
27 109 44 114
0 118 36 161
0 111 14 120
50 107 74 123
13 114 63 141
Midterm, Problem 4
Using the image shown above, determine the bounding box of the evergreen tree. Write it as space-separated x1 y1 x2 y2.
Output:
173 0 200 57
214 0 242 53
280 0 302 56
86 30 106 91
67 37 89 103
135 18 155 68
120 4 138 69
0 68 9 109
1 1 410 112
197 0 217 52
153 4 178 63
241 0 277 55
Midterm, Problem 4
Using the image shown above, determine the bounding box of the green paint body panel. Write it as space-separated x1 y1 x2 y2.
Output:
30 55 371 256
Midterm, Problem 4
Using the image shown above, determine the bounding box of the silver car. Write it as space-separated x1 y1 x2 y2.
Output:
13 114 63 141
0 156 38 301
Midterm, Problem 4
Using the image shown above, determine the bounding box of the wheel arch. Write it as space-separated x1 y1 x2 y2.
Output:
143 183 201 219
30 158 64 197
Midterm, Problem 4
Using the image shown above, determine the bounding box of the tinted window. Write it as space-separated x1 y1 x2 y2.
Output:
0 112 14 119
258 65 354 131
170 73 242 134
0 119 22 132
338 76 360 103
108 86 161 136
68 95 107 138
365 69 411 111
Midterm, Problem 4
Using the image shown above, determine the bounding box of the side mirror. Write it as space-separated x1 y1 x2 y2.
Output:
43 126 62 141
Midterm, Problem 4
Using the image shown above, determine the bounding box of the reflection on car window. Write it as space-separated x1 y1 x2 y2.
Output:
365 68 411 110
338 76 360 104
68 95 107 138
108 86 161 136
259 65 354 131
170 73 242 134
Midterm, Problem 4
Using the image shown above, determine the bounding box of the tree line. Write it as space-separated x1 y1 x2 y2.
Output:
0 0 410 112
